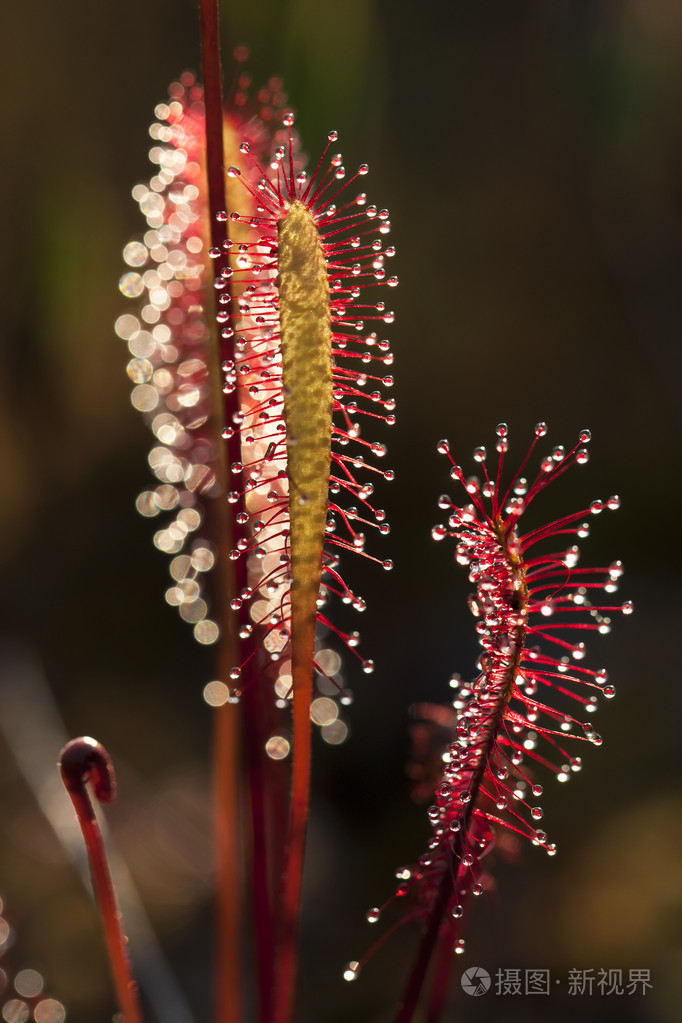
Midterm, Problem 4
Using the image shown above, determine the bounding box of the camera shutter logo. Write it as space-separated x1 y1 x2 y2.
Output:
461 967 491 996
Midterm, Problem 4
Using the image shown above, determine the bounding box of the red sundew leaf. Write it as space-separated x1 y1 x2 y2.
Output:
351 424 629 1023
117 71 294 655
219 119 396 725
213 111 396 1023
119 83 395 736
120 77 396 1023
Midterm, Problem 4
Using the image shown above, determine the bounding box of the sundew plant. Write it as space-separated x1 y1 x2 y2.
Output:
60 3 627 1021
7 3 669 1023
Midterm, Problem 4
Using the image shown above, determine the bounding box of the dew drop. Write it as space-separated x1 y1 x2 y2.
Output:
365 908 380 924
343 961 360 982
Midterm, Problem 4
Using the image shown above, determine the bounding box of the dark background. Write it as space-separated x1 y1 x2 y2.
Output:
1 1 681 1021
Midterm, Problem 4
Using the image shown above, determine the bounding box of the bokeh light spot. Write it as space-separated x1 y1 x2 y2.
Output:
119 271 145 298
265 736 290 760
13 972 42 999
310 697 338 726
203 681 229 706
195 620 219 645
322 720 348 745
34 1000 66 1023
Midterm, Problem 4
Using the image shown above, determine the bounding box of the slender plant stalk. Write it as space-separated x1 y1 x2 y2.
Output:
212 639 243 1023
241 681 276 1023
197 4 246 1022
394 673 518 1023
424 931 456 1023
392 865 452 1023
59 739 144 1023
272 659 313 1023
198 0 227 252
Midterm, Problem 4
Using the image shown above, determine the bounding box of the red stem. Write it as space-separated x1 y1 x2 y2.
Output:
197 5 249 1023
59 738 144 1023
392 867 451 1023
424 930 455 1023
242 679 276 1023
272 616 314 1023
199 0 227 254
212 696 243 1023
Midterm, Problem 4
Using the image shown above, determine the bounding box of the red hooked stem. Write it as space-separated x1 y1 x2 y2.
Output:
59 737 143 1023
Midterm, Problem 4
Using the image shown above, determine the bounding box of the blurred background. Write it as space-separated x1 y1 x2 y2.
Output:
1 0 681 1021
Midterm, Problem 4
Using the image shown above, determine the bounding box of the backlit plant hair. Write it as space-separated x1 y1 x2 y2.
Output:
348 424 630 1023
